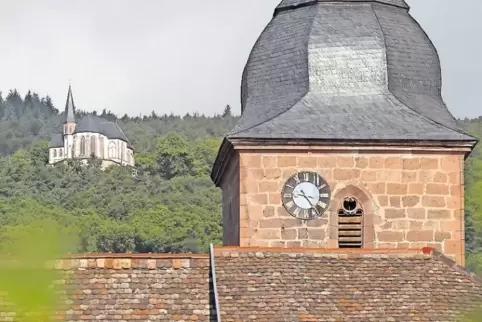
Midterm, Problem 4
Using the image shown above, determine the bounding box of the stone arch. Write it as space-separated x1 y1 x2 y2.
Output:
328 185 375 248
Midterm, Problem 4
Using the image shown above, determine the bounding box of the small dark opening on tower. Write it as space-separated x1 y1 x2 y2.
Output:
338 197 363 249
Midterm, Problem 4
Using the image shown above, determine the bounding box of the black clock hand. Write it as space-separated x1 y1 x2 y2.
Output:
300 190 320 216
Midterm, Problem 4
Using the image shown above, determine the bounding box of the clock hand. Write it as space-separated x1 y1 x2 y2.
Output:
300 190 320 216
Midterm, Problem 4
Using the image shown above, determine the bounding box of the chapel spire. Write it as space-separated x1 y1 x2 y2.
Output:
63 83 76 123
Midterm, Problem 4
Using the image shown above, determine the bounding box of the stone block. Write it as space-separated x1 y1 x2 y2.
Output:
277 156 297 167
387 183 408 195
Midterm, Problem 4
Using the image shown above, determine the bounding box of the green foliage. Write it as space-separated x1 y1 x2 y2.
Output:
0 219 78 321
2 89 482 278
0 90 232 254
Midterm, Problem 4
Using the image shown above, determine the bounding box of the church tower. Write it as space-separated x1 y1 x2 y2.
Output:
63 85 76 159
211 0 477 266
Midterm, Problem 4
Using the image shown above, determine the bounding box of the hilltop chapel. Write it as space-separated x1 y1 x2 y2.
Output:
48 86 135 167
14 1 482 321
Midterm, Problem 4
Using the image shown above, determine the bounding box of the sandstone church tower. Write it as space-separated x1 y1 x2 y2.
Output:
211 0 477 266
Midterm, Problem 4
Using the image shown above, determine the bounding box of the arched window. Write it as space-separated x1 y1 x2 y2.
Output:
108 142 116 159
91 136 97 157
53 150 57 158
59 149 63 157
121 143 125 162
337 197 363 249
99 137 105 159
80 136 86 156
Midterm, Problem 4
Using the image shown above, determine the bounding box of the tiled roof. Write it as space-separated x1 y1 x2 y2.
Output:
0 254 216 321
230 0 474 142
212 247 482 321
0 248 480 321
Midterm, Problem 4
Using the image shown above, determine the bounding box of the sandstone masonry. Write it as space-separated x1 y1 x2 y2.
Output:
220 146 467 266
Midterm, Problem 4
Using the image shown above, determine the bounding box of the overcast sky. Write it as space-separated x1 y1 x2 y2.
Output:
0 0 480 118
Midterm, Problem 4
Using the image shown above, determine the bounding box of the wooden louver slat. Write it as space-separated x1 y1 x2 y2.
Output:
338 209 363 248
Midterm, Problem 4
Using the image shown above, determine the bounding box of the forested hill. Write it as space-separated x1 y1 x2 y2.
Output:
1 89 482 273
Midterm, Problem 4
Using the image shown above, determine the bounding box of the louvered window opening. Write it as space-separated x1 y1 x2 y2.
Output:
338 198 363 248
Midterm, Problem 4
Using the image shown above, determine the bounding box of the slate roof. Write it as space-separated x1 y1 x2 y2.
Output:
74 114 132 148
213 248 482 321
230 0 474 142
48 133 64 148
48 115 132 149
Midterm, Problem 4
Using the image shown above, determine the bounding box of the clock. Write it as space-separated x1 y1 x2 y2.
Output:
281 171 331 220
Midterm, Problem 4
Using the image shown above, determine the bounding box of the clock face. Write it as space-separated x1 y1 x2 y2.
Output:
281 171 331 220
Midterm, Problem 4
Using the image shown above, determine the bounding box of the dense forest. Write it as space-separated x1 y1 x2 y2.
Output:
0 89 482 272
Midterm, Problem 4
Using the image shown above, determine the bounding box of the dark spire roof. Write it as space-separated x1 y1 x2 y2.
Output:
228 0 475 142
63 84 76 123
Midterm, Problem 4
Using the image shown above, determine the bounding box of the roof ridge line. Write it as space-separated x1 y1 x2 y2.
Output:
230 4 319 137
229 94 306 138
428 248 482 286
384 91 475 140
370 5 474 141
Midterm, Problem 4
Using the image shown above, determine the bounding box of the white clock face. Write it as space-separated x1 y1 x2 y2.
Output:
292 182 321 210
281 171 331 220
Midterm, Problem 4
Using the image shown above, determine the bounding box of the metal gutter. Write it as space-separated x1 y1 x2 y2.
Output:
209 244 222 322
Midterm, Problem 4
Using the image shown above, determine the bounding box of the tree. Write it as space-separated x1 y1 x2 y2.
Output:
156 134 198 179
222 105 232 118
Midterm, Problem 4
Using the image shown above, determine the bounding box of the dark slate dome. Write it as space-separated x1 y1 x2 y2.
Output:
229 0 474 141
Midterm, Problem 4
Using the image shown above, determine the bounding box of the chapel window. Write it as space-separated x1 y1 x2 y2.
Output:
338 197 363 248
99 137 105 158
91 137 97 157
53 150 57 158
59 149 63 157
80 136 86 156
108 142 116 159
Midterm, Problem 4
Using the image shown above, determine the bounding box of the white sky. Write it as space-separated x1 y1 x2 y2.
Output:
0 0 481 118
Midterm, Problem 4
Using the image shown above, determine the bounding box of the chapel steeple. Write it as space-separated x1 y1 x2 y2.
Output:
64 84 76 124
63 84 76 135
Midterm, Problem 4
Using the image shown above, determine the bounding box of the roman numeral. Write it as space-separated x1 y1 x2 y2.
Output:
293 207 301 216
303 172 309 181
283 193 293 199
293 175 301 184
285 201 295 209
318 184 327 190
319 193 329 198
317 201 327 209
